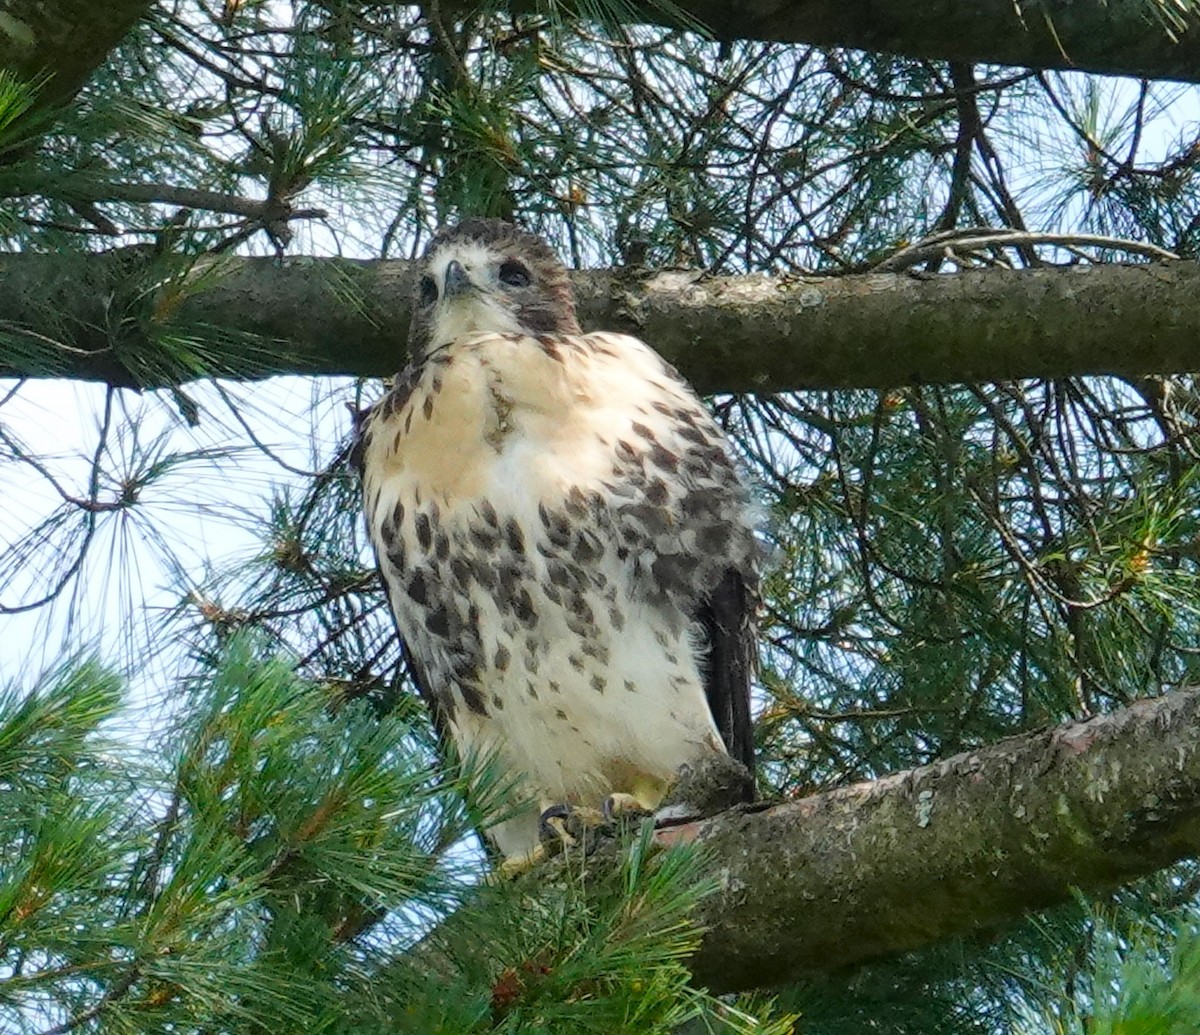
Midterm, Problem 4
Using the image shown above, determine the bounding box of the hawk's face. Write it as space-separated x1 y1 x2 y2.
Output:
408 218 582 360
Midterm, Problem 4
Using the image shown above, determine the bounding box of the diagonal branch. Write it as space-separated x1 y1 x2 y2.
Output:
665 685 1200 993
494 0 1200 85
13 181 328 221
0 0 156 109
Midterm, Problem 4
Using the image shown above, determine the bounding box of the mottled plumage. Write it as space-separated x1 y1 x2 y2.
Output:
357 219 758 862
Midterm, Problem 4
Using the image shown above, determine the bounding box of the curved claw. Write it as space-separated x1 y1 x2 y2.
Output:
602 792 652 825
538 803 581 847
536 802 607 855
495 846 547 881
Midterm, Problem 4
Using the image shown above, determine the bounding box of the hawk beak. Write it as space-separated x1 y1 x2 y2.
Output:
444 260 473 298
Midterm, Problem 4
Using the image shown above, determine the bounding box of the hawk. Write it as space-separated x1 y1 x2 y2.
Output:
357 219 759 867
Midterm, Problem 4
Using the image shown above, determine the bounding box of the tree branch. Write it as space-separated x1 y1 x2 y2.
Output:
659 685 1200 993
496 0 1200 85
0 0 155 108
11 181 327 221
3 254 1200 392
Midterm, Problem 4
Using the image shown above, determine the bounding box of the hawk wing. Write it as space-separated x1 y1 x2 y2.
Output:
601 347 759 782
353 369 456 749
698 568 757 774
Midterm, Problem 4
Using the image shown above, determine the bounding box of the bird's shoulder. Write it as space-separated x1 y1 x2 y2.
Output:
351 364 420 474
354 328 732 507
360 330 694 430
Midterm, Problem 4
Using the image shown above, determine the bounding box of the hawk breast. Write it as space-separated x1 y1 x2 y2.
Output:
360 330 758 858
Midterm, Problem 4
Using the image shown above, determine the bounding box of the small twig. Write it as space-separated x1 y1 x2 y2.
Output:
426 0 472 86
11 182 327 222
36 967 142 1035
874 230 1180 272
0 378 26 409
0 321 110 358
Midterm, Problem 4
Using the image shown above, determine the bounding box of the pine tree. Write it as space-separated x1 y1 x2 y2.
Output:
4 1 1200 1031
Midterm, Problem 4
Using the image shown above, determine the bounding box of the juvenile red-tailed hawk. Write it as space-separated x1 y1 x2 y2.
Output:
357 219 758 867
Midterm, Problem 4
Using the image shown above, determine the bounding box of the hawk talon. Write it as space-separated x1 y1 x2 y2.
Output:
537 805 579 849
602 792 653 825
494 845 547 881
537 803 609 856
651 803 699 829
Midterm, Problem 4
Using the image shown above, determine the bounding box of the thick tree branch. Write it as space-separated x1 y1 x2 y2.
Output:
0 0 155 108
498 0 1200 85
656 685 1200 993
2 255 1200 392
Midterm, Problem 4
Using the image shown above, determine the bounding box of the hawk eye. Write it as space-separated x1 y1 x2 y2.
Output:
498 260 532 288
418 275 438 307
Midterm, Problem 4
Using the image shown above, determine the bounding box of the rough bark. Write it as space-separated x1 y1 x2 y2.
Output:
3 253 1200 393
2 0 1195 120
0 0 154 107
656 686 1200 993
497 0 1200 84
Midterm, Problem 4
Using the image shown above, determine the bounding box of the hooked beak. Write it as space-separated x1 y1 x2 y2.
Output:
444 260 473 298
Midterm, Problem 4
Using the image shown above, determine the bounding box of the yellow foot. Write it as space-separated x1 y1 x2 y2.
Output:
603 792 653 824
494 845 548 881
493 794 662 880
537 803 607 855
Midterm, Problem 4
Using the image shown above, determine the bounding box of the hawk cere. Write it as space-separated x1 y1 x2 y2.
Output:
357 219 760 867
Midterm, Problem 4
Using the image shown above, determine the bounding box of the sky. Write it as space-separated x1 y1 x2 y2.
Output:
0 371 358 710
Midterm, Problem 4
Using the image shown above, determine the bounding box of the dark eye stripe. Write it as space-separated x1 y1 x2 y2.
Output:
499 260 531 288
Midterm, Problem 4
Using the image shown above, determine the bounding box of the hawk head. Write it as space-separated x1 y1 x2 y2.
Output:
408 218 582 360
